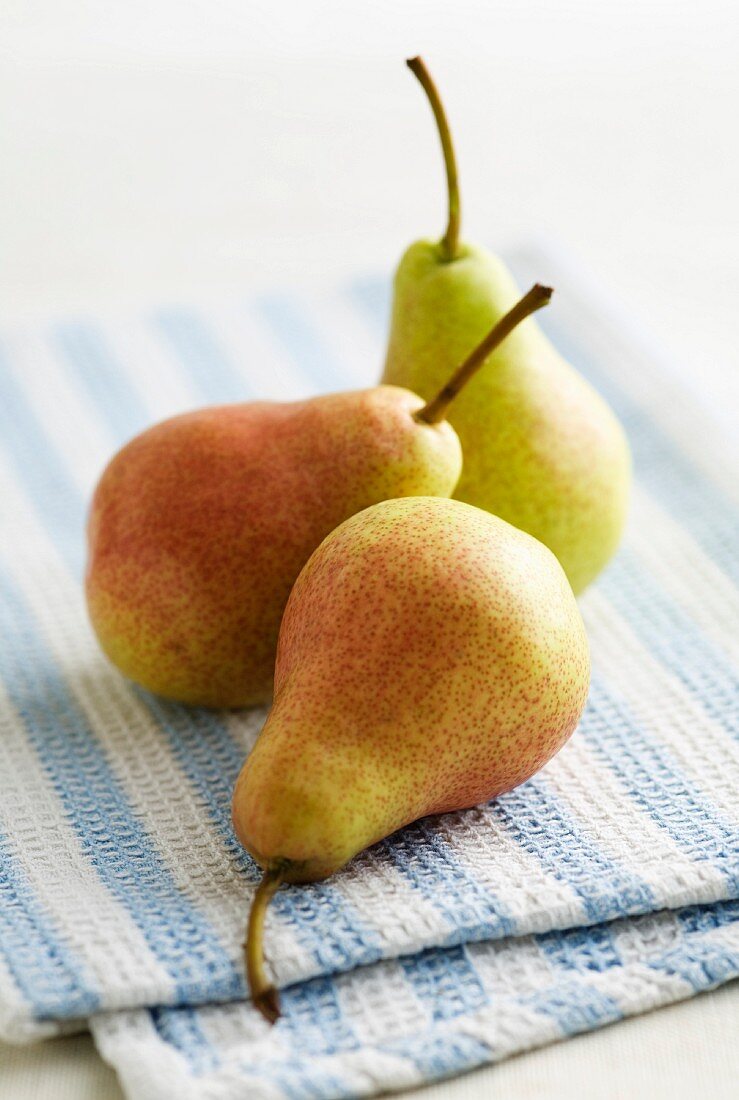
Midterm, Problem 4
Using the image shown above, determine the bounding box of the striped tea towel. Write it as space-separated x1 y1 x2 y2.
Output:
0 244 737 1098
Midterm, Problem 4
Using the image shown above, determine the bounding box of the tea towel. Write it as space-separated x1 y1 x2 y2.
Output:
0 244 737 1097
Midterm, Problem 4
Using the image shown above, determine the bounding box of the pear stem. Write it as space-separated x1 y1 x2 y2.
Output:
414 284 554 425
407 56 461 262
244 866 284 1024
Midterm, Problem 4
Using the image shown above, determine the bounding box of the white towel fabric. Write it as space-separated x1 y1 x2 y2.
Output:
0 244 737 1098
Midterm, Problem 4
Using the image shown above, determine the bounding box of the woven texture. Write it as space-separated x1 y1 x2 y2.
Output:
0 245 737 1098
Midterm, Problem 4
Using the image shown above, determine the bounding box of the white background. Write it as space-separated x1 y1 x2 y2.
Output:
2 0 739 400
1 2 738 1097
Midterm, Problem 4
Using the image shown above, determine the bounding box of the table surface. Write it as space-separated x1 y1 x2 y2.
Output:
1 2 738 1097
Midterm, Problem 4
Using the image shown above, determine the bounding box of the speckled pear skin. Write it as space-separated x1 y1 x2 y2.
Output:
86 387 462 708
381 241 631 594
232 496 590 882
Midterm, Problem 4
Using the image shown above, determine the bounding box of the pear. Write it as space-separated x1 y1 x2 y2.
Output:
233 495 590 1021
381 58 631 594
86 288 548 707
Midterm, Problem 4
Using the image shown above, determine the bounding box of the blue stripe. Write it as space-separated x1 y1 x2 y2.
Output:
0 342 83 574
256 294 350 393
0 829 99 1019
0 575 239 1004
525 903 739 1035
599 550 739 739
281 976 358 1054
378 819 515 943
649 900 739 992
651 934 739 993
150 995 355 1094
150 1005 220 1075
523 977 622 1036
583 677 739 888
273 879 383 978
493 779 655 923
381 1030 492 1081
153 308 253 403
400 945 487 1021
536 921 621 975
134 693 252 872
677 897 739 934
51 323 151 445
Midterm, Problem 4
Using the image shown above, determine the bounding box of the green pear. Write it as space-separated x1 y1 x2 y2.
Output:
233 495 590 1021
86 288 545 707
381 58 631 594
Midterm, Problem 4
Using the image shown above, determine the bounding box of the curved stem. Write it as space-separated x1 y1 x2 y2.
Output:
414 284 553 425
244 866 284 1024
407 56 461 261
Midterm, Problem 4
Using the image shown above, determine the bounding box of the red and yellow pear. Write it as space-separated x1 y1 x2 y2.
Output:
86 287 550 707
233 495 590 1022
381 58 631 593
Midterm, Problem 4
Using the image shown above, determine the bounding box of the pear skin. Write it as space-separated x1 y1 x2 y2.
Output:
86 387 461 707
233 496 590 1018
381 58 631 594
